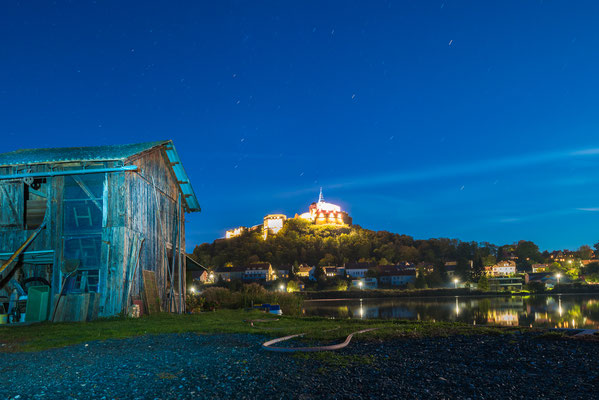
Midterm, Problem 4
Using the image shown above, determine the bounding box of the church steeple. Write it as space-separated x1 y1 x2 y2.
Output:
318 187 324 203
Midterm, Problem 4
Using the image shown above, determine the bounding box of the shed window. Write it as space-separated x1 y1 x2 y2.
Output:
63 174 105 293
63 174 104 234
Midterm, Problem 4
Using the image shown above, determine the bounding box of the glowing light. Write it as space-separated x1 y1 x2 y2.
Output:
279 284 285 291
455 297 459 316
453 278 459 289
190 287 196 294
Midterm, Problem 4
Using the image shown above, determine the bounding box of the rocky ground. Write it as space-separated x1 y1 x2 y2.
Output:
0 332 597 399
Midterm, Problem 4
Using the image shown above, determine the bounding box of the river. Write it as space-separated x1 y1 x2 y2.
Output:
302 294 599 329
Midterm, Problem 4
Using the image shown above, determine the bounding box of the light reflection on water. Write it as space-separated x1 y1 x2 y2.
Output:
302 294 599 329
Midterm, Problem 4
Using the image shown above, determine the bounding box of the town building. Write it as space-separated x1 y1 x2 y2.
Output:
224 188 351 239
186 256 208 283
296 188 352 226
488 276 523 291
213 265 246 282
243 262 275 282
263 214 286 239
531 263 549 273
378 270 417 286
275 265 291 279
345 262 371 278
0 141 200 321
351 277 377 289
225 226 246 239
485 260 517 276
295 264 313 278
524 272 565 288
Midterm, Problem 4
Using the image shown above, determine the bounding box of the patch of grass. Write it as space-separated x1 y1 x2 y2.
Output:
0 310 534 353
536 331 567 340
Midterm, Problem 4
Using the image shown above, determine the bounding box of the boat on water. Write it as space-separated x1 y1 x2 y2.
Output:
254 303 282 315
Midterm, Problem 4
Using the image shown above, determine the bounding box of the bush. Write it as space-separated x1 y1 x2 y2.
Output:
525 281 545 293
201 287 234 310
198 283 304 315
275 292 303 315
186 294 205 313
287 280 301 292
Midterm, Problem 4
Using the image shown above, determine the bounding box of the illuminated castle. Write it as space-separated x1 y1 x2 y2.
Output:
296 188 352 226
225 189 351 239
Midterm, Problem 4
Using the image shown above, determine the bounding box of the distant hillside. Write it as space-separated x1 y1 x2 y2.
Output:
192 218 550 280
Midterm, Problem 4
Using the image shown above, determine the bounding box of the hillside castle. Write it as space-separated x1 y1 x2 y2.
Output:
225 189 352 239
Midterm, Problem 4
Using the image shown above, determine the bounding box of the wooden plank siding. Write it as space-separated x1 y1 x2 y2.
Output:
1 145 190 320
99 147 186 316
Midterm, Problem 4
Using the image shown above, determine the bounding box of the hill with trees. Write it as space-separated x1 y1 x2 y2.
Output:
192 219 598 282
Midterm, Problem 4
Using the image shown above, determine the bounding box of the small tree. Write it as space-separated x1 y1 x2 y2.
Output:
414 274 427 289
578 245 594 260
335 279 348 291
477 275 490 292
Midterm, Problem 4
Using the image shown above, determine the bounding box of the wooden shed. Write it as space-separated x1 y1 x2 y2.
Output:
0 140 200 321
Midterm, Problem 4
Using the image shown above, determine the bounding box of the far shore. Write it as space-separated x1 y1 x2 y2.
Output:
300 286 599 301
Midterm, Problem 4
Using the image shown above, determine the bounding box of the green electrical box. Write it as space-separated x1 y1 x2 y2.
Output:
25 285 51 322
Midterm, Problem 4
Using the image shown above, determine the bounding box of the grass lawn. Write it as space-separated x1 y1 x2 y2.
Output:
0 309 532 353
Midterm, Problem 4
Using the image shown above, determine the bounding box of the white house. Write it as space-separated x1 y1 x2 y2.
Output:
486 260 517 276
345 263 370 278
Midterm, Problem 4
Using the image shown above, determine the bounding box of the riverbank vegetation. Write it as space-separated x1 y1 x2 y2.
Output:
301 284 599 300
187 283 303 315
0 309 529 353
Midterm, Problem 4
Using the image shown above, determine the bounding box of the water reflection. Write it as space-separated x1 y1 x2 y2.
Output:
303 294 599 329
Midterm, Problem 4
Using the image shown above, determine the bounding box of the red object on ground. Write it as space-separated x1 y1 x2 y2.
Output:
133 300 145 316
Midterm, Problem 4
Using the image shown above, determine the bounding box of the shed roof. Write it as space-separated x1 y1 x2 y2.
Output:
0 140 201 212
0 141 167 166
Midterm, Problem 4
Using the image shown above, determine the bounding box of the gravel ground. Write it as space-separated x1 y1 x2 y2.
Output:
0 332 598 399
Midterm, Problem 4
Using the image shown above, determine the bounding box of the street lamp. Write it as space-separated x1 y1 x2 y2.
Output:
209 273 214 282
190 287 196 294
454 278 459 289
279 284 285 292
358 281 363 290
556 273 561 290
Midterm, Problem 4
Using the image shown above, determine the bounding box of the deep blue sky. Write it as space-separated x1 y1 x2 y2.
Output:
2 1 599 251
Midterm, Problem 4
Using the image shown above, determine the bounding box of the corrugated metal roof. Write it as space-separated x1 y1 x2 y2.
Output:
0 141 167 167
0 140 201 213
162 142 201 212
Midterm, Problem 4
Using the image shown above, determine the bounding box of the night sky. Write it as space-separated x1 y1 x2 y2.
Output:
2 1 599 251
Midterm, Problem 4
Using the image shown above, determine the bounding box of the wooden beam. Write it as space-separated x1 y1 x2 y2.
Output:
0 184 21 223
0 221 47 286
72 176 103 212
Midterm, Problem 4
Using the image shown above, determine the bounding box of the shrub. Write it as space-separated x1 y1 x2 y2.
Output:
198 283 304 315
186 294 205 313
287 280 301 292
201 287 233 310
525 281 545 293
275 292 304 316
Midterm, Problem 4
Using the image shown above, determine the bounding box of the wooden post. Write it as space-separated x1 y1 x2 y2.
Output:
177 193 183 314
170 196 179 313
